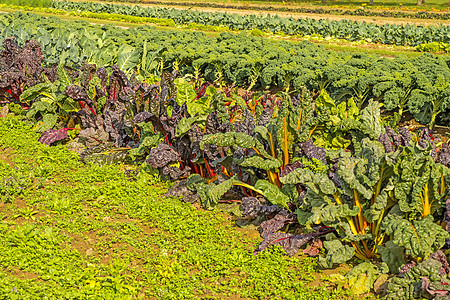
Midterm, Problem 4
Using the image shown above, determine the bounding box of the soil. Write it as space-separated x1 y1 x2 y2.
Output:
4 267 40 280
0 148 14 167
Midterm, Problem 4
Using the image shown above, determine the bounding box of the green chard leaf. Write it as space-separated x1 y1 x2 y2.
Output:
254 179 290 209
381 215 449 259
318 240 355 268
359 99 384 140
377 240 406 274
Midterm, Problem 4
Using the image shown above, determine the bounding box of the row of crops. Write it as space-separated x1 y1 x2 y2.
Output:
1 16 450 297
50 1 450 47
81 0 450 21
1 12 449 128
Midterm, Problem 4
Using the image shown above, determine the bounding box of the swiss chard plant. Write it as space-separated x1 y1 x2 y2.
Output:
291 128 449 270
3 37 450 295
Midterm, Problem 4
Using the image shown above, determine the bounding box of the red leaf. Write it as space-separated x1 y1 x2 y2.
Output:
39 128 73 146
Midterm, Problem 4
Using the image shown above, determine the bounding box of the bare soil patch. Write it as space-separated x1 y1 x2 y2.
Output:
0 148 14 167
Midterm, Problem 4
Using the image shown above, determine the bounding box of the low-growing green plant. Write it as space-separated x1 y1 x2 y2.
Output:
0 116 344 299
0 0 52 8
417 42 450 53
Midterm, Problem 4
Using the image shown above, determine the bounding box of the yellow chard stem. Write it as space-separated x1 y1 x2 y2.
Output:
252 147 262 157
353 189 367 232
373 209 385 239
233 182 264 196
350 241 368 260
334 193 358 235
266 171 278 186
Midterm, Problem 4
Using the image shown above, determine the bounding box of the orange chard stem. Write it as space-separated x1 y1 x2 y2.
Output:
308 124 318 140
283 115 289 166
361 240 373 259
296 107 304 130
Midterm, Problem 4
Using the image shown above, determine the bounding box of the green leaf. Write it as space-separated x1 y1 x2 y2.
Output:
200 132 272 159
87 75 102 102
239 156 282 170
175 116 203 138
80 143 127 166
336 156 373 200
394 144 450 217
189 93 214 117
57 65 72 87
318 240 355 268
207 176 238 208
377 241 405 274
117 45 140 74
186 174 210 206
359 99 383 140
345 262 384 295
19 83 52 104
35 114 58 133
254 180 289 208
280 168 335 194
174 78 197 106
316 89 336 111
129 135 162 158
185 174 239 209
381 215 449 259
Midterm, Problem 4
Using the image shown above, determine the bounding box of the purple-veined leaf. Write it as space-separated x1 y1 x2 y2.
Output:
39 128 72 146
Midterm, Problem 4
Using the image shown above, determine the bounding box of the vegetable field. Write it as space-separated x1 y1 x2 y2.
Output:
73 0 450 19
0 2 450 299
53 1 450 47
1 13 450 126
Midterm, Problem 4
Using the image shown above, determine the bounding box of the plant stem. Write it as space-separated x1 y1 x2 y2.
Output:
267 132 276 158
296 107 304 130
350 241 368 260
307 124 318 140
372 161 385 206
361 240 373 259
422 182 430 217
233 182 264 196
283 115 289 166
353 189 367 232
333 193 358 235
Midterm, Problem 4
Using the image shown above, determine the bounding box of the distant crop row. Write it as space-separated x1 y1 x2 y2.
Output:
0 0 52 7
0 12 449 127
53 1 450 47
82 0 450 20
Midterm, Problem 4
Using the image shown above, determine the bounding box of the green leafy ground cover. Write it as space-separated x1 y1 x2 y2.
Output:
0 116 347 299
